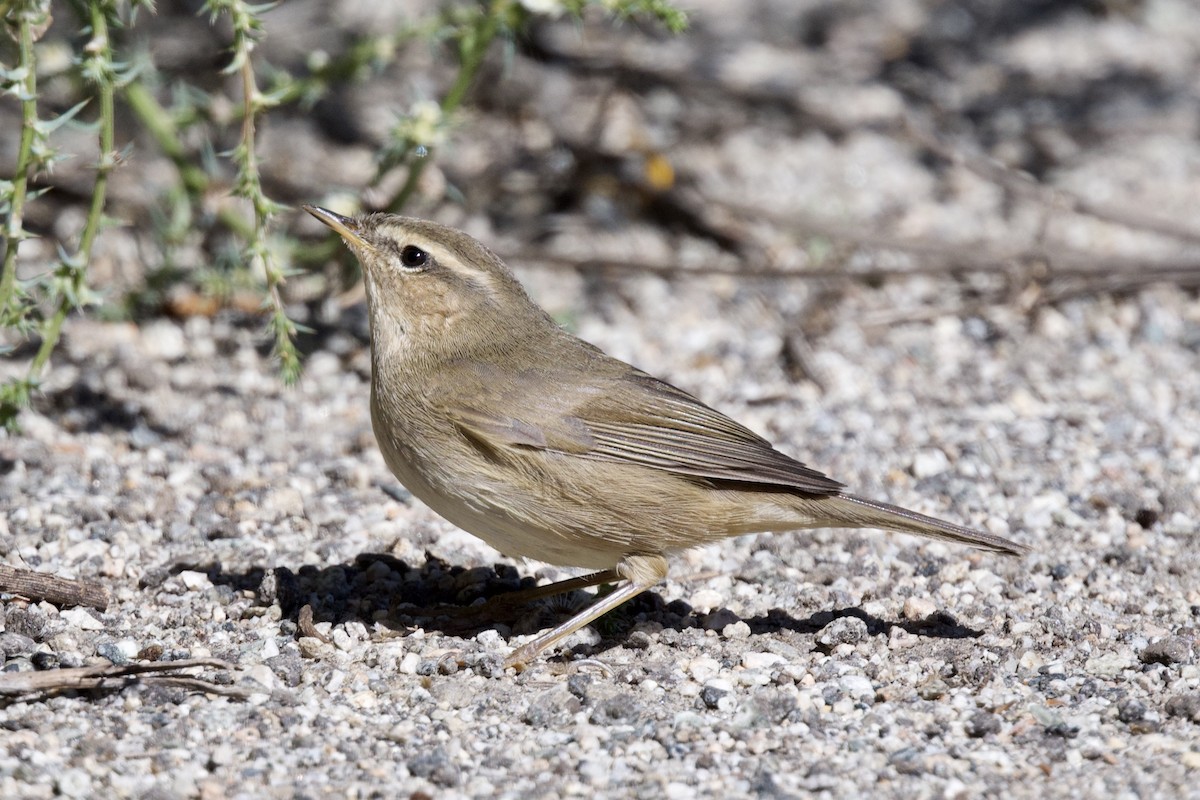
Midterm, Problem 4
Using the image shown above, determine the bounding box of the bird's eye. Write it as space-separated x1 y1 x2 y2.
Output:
400 245 428 269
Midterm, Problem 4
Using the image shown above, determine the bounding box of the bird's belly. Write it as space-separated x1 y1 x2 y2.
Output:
373 422 628 570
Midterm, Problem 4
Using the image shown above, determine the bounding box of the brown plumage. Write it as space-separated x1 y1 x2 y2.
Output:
305 206 1027 668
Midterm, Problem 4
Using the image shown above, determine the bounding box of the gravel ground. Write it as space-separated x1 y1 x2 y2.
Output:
4 2 1200 798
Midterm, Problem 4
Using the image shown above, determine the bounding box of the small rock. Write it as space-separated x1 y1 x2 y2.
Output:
297 637 328 659
911 449 949 478
265 651 303 687
722 620 751 640
408 748 459 787
701 679 735 711
0 632 36 658
179 570 211 591
1117 698 1147 724
817 616 868 648
918 677 949 700
838 674 874 703
97 641 131 665
691 589 723 613
5 606 48 639
261 487 306 520
113 639 140 661
31 650 59 670
141 319 187 360
902 596 937 620
1165 693 1200 723
1141 637 1193 666
687 656 721 683
55 768 93 799
1084 651 1133 678
741 652 786 671
965 710 1002 737
398 652 421 675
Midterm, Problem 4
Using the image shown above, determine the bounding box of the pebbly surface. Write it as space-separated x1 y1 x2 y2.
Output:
3 1 1200 798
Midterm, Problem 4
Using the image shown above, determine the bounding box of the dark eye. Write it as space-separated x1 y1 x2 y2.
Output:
400 245 428 269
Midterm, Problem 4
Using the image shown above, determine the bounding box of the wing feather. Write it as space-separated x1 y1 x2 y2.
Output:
444 366 843 496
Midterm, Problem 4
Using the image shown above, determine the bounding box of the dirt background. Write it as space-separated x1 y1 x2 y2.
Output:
2 1 1200 798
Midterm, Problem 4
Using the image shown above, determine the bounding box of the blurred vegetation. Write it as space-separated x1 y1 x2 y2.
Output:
0 0 686 431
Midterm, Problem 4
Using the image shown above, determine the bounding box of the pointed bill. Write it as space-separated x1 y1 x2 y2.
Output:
303 205 374 251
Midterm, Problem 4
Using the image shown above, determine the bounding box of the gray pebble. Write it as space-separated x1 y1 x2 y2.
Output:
817 616 869 648
1140 637 1193 666
1165 694 1200 723
965 710 1002 738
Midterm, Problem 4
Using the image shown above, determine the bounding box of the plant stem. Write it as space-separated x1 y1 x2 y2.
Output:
123 79 211 198
28 2 115 378
0 11 41 318
384 3 503 214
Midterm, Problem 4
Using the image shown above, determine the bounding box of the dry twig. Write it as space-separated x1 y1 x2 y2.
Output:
0 565 109 610
0 658 246 700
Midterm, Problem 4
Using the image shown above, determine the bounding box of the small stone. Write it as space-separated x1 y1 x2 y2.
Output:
1140 637 1193 666
911 448 949 478
408 749 459 787
97 641 131 665
113 639 140 660
918 677 949 700
1165 693 1200 722
141 319 187 360
838 674 875 703
902 596 937 620
741 652 786 671
265 652 303 687
179 570 211 590
1085 652 1134 678
965 710 1002 738
297 636 327 659
55 768 93 799
1117 698 1147 723
817 616 868 648
7 606 49 640
0 632 36 658
722 620 751 640
701 679 735 711
399 652 421 675
690 589 723 613
687 656 721 683
31 650 59 670
208 744 236 766
261 487 306 520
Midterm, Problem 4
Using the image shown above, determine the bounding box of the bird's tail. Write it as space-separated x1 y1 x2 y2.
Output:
821 494 1028 556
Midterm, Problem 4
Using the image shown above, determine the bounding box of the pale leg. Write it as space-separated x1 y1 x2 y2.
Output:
491 568 620 607
503 555 668 668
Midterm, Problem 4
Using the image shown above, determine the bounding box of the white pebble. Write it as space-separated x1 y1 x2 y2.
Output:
903 596 937 620
722 620 752 640
911 448 950 478
179 570 211 590
741 651 786 671
399 652 421 675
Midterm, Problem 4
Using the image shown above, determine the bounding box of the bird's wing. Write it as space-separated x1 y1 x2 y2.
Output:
441 366 844 496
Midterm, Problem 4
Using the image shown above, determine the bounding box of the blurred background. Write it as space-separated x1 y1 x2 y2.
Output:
4 0 1198 412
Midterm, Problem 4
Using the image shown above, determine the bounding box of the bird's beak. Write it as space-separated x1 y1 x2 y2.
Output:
303 205 374 251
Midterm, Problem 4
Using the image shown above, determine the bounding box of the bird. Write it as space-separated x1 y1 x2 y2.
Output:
303 205 1026 668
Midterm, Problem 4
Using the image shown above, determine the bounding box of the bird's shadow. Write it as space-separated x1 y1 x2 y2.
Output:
180 551 982 658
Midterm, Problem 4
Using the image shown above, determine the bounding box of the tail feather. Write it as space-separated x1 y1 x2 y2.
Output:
831 494 1028 556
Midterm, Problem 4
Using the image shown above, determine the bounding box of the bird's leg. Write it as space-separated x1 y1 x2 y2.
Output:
503 554 667 669
397 568 621 627
490 568 621 608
